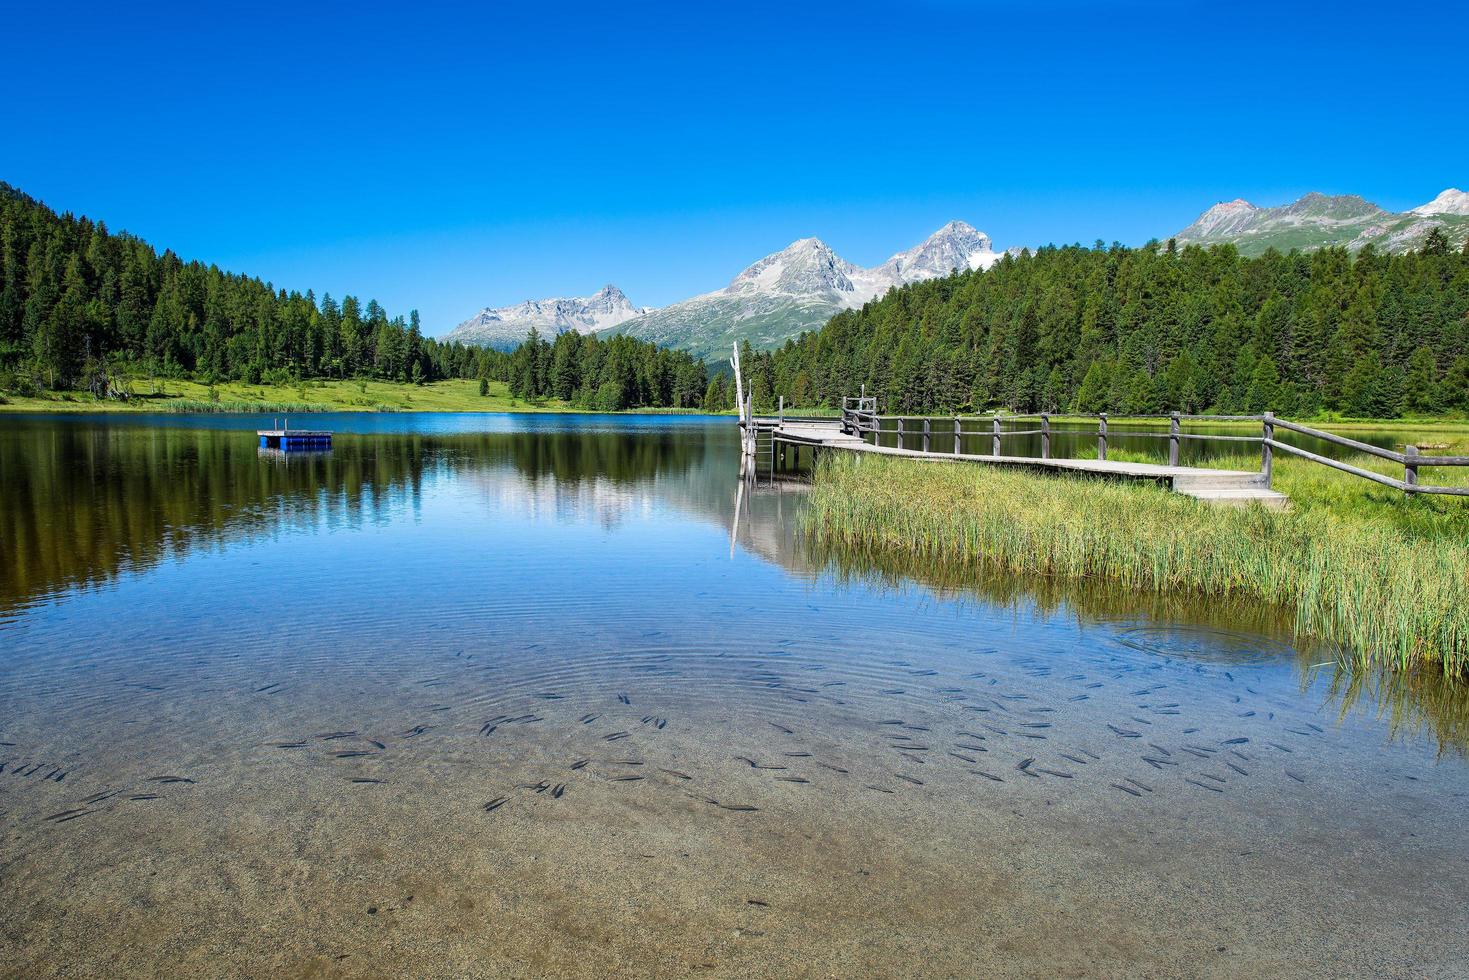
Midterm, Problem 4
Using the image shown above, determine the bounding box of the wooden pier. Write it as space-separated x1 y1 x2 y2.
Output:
257 418 332 451
728 346 1468 506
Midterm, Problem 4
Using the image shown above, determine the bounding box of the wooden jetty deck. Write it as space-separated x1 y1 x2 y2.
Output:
750 416 1288 506
727 345 1467 506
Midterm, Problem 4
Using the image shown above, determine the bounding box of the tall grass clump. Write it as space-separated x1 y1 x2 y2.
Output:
159 399 336 414
803 453 1469 675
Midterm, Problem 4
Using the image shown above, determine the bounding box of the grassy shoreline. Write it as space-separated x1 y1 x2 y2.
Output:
0 378 725 415
802 448 1469 676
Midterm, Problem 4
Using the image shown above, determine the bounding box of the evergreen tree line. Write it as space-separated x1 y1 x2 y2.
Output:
757 232 1469 419
0 181 715 411
0 182 509 392
497 328 709 411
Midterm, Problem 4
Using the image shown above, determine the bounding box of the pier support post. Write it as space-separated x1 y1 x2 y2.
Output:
1041 414 1051 459
992 415 1001 457
923 418 931 454
897 417 904 450
953 416 961 455
1261 411 1274 486
1098 413 1108 461
1405 444 1418 491
1169 412 1180 467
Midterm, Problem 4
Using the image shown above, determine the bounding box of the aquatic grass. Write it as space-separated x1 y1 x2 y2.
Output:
159 399 339 414
803 452 1469 675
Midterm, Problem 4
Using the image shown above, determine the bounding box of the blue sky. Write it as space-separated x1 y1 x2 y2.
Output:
4 1 1464 335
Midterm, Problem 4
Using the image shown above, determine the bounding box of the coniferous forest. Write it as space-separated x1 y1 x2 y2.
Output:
0 182 705 411
742 235 1469 418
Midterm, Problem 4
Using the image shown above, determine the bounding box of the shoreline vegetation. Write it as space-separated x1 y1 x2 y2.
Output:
802 447 1469 677
0 378 708 415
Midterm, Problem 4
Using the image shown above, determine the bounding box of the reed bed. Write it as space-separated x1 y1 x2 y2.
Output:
158 399 339 414
803 452 1469 675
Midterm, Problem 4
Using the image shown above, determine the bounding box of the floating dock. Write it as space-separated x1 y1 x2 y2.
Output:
257 419 332 451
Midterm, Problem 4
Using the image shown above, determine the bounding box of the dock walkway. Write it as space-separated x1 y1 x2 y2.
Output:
749 417 1288 506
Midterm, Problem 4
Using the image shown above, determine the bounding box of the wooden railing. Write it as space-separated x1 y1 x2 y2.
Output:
835 406 1469 496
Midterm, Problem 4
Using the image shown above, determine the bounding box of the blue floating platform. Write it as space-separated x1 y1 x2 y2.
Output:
257 427 332 451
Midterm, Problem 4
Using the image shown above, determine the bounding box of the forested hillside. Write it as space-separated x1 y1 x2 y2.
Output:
743 235 1469 418
0 182 705 411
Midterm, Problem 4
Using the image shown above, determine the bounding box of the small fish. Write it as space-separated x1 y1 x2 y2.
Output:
864 785 896 794
146 776 196 784
815 762 849 773
1035 767 1073 778
1111 783 1143 797
603 732 631 742
747 899 769 908
44 808 91 822
775 776 810 784
1185 778 1224 793
351 778 385 784
552 784 566 798
895 774 924 786
609 775 645 782
618 693 631 705
970 770 1004 782
770 722 794 734
483 797 509 812
1107 725 1141 738
569 760 590 770
659 769 692 780
129 793 161 801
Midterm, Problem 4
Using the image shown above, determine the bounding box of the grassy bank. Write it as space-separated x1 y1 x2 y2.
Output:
802 447 1469 676
0 378 580 413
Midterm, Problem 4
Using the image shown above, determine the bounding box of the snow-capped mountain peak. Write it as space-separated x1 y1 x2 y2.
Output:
728 237 860 297
1411 188 1469 216
444 284 648 350
878 219 999 279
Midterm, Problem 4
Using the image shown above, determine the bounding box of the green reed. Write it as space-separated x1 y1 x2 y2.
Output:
158 399 339 414
803 451 1469 675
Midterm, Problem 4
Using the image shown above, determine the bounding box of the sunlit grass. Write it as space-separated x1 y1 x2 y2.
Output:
803 447 1469 675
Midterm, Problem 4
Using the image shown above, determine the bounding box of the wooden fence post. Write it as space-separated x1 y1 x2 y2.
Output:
1405 444 1419 491
1169 411 1180 467
922 417 931 454
1098 413 1108 461
953 416 961 455
1041 414 1050 459
1261 411 1274 486
992 415 1001 457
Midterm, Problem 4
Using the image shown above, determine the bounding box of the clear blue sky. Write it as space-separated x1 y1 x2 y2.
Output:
4 1 1464 335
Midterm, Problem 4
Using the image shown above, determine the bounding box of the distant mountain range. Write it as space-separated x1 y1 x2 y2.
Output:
445 221 1000 357
445 189 1468 358
444 284 651 349
1173 188 1469 255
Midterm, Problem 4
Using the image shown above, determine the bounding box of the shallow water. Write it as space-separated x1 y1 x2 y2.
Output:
1 414 1466 978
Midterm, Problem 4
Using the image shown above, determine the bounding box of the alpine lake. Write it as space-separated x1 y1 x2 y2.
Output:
1 413 1466 978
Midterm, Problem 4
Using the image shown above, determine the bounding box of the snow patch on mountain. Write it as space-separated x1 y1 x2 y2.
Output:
1411 188 1469 216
